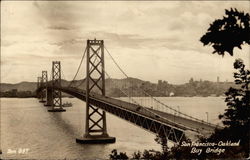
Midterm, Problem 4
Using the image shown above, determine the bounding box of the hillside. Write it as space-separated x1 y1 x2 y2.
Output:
0 78 235 97
0 81 37 92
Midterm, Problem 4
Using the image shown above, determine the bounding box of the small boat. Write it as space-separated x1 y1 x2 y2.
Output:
62 102 72 107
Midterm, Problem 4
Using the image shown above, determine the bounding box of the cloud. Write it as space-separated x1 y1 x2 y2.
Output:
1 40 17 47
47 25 71 30
88 31 208 54
1 1 249 83
50 38 83 46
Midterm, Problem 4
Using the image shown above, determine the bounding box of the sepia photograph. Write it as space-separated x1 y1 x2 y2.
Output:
0 1 249 159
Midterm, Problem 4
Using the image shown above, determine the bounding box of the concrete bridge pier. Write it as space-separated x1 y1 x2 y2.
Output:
44 88 53 106
76 134 116 144
36 91 41 99
39 90 46 103
47 89 66 112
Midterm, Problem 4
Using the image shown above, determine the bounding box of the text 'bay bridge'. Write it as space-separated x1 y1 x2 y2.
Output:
36 39 222 144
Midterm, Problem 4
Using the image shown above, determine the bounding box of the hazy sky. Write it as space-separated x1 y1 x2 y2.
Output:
1 1 249 84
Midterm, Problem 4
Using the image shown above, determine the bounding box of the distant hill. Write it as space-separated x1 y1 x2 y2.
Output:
0 78 235 97
0 81 37 92
0 78 145 92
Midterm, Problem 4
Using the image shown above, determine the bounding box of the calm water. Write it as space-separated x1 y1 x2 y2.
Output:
0 97 227 159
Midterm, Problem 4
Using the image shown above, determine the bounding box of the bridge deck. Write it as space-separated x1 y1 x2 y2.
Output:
148 109 217 135
39 85 222 142
56 86 220 135
97 95 219 136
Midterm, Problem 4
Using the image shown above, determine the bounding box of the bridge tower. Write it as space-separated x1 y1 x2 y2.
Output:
44 70 52 106
39 71 47 103
48 61 66 112
76 39 115 143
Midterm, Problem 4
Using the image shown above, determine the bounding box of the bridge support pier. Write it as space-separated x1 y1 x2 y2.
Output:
39 90 46 103
76 135 116 144
76 39 115 144
48 61 66 112
44 87 53 106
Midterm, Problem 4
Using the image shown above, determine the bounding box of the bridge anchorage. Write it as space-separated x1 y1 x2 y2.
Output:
76 39 116 144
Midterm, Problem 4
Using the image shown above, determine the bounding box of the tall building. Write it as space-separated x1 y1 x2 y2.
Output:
217 76 220 83
189 77 194 83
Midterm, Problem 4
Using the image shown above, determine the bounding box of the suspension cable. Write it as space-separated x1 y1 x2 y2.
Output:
104 47 129 78
74 51 99 88
61 69 66 81
68 46 87 87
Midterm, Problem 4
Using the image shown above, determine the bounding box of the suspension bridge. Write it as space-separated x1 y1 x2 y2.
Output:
36 39 222 144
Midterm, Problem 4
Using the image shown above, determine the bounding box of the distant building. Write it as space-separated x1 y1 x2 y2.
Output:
158 80 162 85
157 80 168 94
189 77 194 84
217 76 220 83
169 92 175 97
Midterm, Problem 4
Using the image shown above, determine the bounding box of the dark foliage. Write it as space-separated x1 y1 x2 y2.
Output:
199 7 250 159
131 149 169 160
200 8 250 56
131 151 141 159
203 127 247 158
154 133 168 153
109 149 129 160
167 138 198 160
218 59 249 157
220 59 250 128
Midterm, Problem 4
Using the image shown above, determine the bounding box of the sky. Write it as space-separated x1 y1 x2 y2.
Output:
1 1 250 84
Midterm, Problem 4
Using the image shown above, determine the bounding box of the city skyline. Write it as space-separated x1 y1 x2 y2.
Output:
2 75 233 85
1 1 249 84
